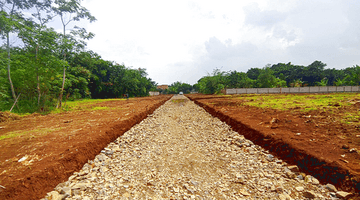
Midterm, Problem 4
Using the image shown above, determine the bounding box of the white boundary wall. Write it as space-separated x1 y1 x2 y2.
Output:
226 86 360 95
149 91 160 96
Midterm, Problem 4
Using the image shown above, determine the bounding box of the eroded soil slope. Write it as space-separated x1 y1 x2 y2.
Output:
0 95 171 200
187 93 360 194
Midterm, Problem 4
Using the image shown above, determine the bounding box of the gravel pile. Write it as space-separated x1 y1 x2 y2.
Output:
43 95 352 199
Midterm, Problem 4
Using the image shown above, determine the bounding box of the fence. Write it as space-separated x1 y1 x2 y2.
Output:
226 86 360 95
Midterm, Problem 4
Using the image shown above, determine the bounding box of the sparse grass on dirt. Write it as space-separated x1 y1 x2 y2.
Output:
52 98 127 113
0 127 63 141
235 93 360 126
0 111 21 123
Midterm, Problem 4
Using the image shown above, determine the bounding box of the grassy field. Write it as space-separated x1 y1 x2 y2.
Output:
52 98 127 113
0 127 63 141
231 93 360 125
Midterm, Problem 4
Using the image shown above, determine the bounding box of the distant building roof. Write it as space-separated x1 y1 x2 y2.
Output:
157 85 169 90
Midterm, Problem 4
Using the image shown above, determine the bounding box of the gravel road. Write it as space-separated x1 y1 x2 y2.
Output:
43 95 351 199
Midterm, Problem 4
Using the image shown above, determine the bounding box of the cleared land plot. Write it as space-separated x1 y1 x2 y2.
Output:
187 93 360 195
45 95 344 199
0 95 171 200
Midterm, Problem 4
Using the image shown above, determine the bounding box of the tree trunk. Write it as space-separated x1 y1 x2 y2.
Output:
7 31 16 101
36 45 41 106
57 23 67 108
57 67 66 108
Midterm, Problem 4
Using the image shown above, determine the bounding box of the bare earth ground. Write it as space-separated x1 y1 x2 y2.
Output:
186 93 360 196
0 95 171 200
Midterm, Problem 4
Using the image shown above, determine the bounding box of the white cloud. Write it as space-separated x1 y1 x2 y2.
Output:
77 0 360 85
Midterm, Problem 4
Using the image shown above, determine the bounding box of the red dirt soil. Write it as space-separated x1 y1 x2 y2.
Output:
0 95 171 200
187 94 360 196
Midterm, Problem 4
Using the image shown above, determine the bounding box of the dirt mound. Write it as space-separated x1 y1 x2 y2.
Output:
0 111 20 123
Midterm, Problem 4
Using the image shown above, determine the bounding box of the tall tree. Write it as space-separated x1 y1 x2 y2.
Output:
303 60 326 86
195 69 227 94
226 71 255 88
256 65 278 88
17 0 55 106
168 82 193 94
246 67 262 80
0 0 36 101
32 0 54 105
52 0 96 108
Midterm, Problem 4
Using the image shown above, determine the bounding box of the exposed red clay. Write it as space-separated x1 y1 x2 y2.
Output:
186 93 360 196
0 95 172 200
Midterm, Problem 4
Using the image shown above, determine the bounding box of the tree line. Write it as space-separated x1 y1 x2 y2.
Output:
0 0 156 113
166 61 360 95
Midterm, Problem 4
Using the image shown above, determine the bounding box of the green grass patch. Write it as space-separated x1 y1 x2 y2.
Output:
342 112 360 124
235 93 360 112
232 93 360 126
0 127 62 141
91 106 110 111
0 132 24 141
52 98 126 113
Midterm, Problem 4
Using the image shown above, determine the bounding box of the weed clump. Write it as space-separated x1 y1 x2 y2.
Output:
0 111 21 122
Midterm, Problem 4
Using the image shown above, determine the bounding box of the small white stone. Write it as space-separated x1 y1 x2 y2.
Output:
18 156 28 162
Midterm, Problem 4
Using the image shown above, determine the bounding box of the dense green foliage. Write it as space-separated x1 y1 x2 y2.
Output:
193 61 360 94
0 0 156 113
67 51 156 99
165 81 193 94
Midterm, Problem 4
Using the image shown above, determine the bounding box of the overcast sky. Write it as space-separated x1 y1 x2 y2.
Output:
73 0 360 85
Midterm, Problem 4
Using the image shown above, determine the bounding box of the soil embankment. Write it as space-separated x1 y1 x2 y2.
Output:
186 94 360 195
0 95 171 200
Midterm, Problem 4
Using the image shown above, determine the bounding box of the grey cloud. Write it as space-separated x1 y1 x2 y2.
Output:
156 37 267 84
204 37 258 61
272 26 296 42
240 0 360 69
284 0 360 68
152 61 199 85
244 3 287 28
188 0 360 84
194 37 278 77
338 1 360 49
175 1 360 85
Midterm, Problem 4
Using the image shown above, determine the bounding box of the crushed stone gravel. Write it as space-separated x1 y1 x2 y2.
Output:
43 95 348 199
